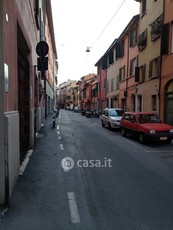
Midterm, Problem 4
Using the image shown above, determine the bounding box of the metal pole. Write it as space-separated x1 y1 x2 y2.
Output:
0 0 6 205
43 71 47 119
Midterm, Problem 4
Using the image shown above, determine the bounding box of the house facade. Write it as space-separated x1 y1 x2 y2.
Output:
79 73 97 110
106 40 120 109
135 0 163 112
95 57 107 113
0 0 57 205
118 15 139 112
160 0 173 125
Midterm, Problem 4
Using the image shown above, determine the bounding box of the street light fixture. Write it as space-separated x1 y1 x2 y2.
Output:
86 46 90 52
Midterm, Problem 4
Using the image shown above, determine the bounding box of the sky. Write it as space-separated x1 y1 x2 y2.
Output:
51 0 140 85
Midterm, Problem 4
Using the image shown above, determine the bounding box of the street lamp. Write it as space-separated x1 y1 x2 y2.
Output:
86 46 90 52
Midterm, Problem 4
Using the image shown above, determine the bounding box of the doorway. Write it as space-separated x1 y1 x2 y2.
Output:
17 25 30 162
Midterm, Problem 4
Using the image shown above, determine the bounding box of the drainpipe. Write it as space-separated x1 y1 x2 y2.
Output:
0 0 5 205
125 34 129 111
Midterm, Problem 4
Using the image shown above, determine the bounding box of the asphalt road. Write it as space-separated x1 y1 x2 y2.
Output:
1 109 173 230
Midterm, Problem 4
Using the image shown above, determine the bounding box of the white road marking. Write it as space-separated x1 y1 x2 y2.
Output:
57 131 60 135
58 136 62 140
57 125 59 130
60 144 64 150
67 192 80 224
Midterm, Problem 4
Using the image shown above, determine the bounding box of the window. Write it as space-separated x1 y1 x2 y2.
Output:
142 0 146 16
149 56 161 78
150 15 162 41
139 64 146 82
123 113 130 121
107 79 109 92
119 66 125 82
130 28 137 47
111 78 114 91
138 29 147 51
152 95 157 111
161 23 170 55
130 57 137 76
34 0 40 30
130 115 137 122
109 50 114 65
116 75 119 90
104 79 106 88
116 40 124 59
102 56 107 70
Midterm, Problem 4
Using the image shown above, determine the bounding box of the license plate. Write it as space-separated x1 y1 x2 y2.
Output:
160 137 167 140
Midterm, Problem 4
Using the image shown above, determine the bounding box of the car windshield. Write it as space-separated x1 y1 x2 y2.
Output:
109 109 124 117
138 114 161 124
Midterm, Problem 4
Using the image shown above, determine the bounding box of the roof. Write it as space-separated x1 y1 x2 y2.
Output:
95 14 139 67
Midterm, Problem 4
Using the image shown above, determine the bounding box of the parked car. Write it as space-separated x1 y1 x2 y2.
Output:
85 110 99 118
85 110 92 117
81 109 86 116
101 108 124 129
120 112 173 144
65 106 70 110
74 107 79 112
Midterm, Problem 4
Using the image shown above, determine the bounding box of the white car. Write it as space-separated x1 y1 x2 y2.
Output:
101 108 124 129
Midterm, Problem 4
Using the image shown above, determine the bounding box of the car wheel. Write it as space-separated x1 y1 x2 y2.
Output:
121 128 127 137
139 133 145 144
108 122 112 130
101 120 105 127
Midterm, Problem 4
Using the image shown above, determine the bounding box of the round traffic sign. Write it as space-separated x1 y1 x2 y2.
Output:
36 41 49 57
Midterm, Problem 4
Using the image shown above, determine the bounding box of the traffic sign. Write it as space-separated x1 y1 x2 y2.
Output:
36 41 49 57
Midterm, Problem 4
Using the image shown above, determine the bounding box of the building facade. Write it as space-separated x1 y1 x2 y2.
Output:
0 0 57 205
160 0 173 125
95 57 107 113
135 0 163 112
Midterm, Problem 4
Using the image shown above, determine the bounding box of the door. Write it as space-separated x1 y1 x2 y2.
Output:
18 26 30 162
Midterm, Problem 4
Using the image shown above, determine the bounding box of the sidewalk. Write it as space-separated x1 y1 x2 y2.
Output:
0 115 69 230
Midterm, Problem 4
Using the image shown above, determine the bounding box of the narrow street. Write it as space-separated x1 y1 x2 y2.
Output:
1 109 173 230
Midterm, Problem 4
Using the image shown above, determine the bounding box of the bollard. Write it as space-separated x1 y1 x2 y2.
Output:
53 116 56 128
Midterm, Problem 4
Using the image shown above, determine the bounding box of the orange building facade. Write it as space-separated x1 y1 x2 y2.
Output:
160 0 173 125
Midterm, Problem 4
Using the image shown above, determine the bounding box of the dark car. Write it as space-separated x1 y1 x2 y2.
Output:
81 109 86 116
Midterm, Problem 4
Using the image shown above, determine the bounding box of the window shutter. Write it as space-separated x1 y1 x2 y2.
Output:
120 41 124 57
135 67 139 82
119 68 122 82
130 60 133 75
161 23 170 55
149 60 153 78
157 56 161 76
35 0 40 30
102 56 107 70
109 50 114 65
130 31 133 47
143 64 146 81
116 43 119 60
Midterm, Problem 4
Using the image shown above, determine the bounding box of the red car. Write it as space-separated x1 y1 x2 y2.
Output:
120 112 173 144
